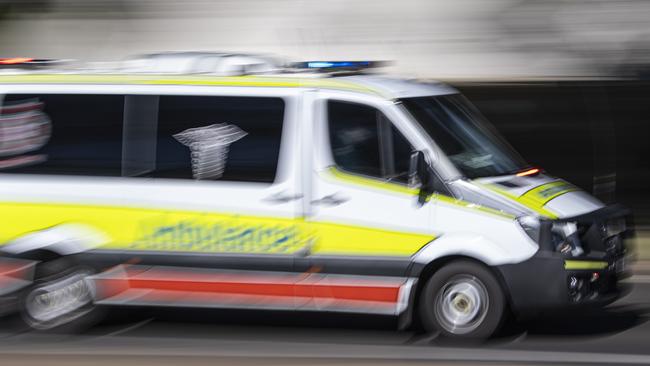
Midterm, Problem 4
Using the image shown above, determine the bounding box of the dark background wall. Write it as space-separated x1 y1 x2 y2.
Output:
452 81 650 225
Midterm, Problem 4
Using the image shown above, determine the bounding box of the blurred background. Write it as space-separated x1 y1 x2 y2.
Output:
1 1 650 364
3 0 648 218
2 0 650 78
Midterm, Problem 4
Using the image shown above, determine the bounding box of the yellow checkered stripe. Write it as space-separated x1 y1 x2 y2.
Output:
0 74 386 97
520 181 579 208
324 167 514 220
481 180 579 219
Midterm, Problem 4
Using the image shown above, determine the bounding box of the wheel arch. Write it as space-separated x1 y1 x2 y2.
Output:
1 223 108 257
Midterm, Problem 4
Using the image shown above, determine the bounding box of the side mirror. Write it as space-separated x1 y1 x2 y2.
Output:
408 150 434 205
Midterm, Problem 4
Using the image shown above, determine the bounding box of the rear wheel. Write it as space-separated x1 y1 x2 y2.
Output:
20 258 102 331
419 260 506 339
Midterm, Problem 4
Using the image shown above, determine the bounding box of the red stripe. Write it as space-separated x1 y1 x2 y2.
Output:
100 289 397 314
126 279 399 303
313 284 398 302
93 268 401 304
129 279 297 297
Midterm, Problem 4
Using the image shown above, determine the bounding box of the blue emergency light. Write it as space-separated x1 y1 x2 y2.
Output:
293 60 385 71
306 61 371 69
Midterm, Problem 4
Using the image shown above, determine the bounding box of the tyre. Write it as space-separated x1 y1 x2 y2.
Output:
19 257 103 332
418 260 506 339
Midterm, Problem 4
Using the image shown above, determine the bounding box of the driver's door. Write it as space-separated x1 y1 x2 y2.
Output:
304 95 436 314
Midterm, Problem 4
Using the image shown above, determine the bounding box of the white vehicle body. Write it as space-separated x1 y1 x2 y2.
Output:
0 68 630 335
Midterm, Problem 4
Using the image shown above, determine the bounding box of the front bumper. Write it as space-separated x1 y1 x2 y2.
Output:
499 203 632 315
496 252 627 315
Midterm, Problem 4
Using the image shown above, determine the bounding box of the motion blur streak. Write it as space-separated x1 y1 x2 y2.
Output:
1 0 650 365
90 265 408 315
0 258 35 293
0 0 649 79
0 57 33 64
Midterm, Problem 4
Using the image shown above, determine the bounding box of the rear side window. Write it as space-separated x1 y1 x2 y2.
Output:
0 94 124 176
0 93 285 183
155 96 285 183
328 100 414 184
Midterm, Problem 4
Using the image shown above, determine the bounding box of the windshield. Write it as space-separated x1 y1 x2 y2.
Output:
400 94 529 179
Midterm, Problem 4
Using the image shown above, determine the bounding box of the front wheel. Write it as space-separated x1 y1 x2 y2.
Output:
419 260 506 339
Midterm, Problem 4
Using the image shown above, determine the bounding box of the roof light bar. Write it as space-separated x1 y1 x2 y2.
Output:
307 61 371 69
292 60 386 71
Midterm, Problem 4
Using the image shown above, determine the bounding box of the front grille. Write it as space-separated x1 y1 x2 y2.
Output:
577 220 628 257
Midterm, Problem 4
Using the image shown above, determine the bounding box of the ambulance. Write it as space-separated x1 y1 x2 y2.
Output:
0 56 631 338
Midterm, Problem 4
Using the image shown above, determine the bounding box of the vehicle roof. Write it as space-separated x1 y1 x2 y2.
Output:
0 73 457 100
338 75 456 99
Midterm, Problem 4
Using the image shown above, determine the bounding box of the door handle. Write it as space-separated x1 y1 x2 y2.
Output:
262 192 303 204
311 193 349 206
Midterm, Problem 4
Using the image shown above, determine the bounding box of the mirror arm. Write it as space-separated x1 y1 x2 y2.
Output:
409 150 436 206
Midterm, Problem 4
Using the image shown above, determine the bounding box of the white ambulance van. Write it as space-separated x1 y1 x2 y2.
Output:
0 57 630 338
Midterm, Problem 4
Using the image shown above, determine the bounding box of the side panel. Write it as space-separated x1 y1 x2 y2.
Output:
307 92 436 260
0 86 416 315
0 189 310 256
89 265 414 315
0 87 314 312
298 91 439 318
0 89 306 258
414 195 539 267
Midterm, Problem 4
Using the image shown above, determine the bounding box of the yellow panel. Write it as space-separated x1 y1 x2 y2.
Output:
520 181 579 207
0 74 384 97
324 167 514 220
0 201 432 257
479 182 559 219
311 221 434 257
0 202 312 254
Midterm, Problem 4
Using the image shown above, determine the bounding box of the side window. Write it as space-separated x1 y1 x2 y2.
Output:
328 100 413 184
0 94 124 176
155 96 285 183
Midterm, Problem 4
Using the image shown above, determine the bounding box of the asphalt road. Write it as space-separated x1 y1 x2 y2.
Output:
1 277 649 365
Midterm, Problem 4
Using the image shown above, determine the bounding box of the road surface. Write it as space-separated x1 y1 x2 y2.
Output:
0 276 649 365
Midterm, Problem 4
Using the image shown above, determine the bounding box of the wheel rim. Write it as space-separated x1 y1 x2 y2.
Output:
433 275 489 335
24 271 94 329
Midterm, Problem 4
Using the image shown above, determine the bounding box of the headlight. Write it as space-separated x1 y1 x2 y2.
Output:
517 215 541 243
517 216 584 256
552 222 584 256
